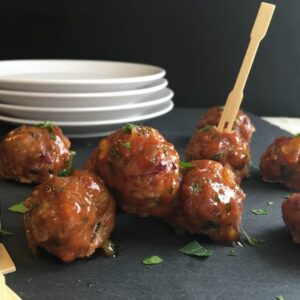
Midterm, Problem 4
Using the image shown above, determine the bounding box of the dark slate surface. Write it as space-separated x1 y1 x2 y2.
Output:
0 108 298 300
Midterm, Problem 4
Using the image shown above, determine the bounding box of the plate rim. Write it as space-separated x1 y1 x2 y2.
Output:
0 59 166 85
0 89 174 112
0 100 174 126
0 79 167 98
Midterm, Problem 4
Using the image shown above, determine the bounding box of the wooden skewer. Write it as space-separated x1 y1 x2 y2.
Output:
218 2 275 132
0 243 16 275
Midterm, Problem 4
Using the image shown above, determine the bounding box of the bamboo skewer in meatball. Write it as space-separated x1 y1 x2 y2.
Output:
0 123 72 184
84 124 181 218
185 107 255 184
260 135 300 191
165 160 245 243
282 193 300 244
24 169 116 262
185 125 250 184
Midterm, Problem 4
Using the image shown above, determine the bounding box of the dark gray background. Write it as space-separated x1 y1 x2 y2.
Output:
0 0 298 116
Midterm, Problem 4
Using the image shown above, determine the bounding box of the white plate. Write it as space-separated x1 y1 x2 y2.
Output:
0 79 168 107
0 60 166 92
0 100 174 138
0 88 173 122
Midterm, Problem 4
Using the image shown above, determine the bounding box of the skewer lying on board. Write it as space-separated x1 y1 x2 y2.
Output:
218 2 276 132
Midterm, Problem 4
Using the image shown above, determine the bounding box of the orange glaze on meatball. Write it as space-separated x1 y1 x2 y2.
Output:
197 107 255 143
185 125 250 184
165 160 245 242
282 193 300 244
84 124 181 218
0 125 71 184
24 169 115 262
260 136 300 191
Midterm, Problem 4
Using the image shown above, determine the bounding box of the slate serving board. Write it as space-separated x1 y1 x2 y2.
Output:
1 108 298 300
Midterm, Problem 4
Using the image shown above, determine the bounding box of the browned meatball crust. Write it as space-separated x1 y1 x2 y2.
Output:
165 160 245 242
0 125 71 184
185 126 250 184
282 193 300 244
197 107 255 143
24 169 115 262
85 124 181 218
260 136 300 191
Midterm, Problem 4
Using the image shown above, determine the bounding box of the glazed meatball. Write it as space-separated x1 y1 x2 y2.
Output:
24 169 115 262
165 160 245 242
85 124 181 218
0 124 71 184
185 125 250 183
282 193 300 243
197 107 255 143
260 136 300 191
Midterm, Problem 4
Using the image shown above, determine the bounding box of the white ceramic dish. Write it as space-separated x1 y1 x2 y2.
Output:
0 88 174 122
0 60 166 92
0 100 174 138
0 79 168 107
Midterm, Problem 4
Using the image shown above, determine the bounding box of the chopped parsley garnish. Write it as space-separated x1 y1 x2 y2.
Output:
250 209 269 215
191 182 202 193
179 241 213 257
58 151 76 177
199 125 213 132
268 201 274 206
123 124 135 134
37 121 56 141
293 133 300 138
142 256 163 265
8 202 27 214
123 141 131 149
0 229 12 236
241 228 265 246
212 152 224 161
179 161 194 169
228 248 236 256
174 227 186 235
110 148 121 159
275 296 285 300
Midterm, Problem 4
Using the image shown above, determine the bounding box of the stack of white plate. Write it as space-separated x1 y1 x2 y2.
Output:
0 60 174 137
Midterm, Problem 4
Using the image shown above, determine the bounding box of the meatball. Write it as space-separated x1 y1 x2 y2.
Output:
85 124 181 218
185 125 250 183
165 160 245 242
260 136 300 191
0 124 71 184
197 107 255 143
282 193 300 244
24 169 115 262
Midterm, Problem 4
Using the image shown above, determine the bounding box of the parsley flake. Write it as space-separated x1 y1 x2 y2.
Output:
179 161 194 169
275 296 285 300
0 229 12 236
142 256 163 265
123 141 131 149
37 121 57 141
250 209 269 215
123 124 135 134
58 151 76 177
191 182 202 193
212 152 224 161
8 202 27 214
228 249 237 256
293 133 300 138
241 228 265 246
179 241 213 257
199 125 213 132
